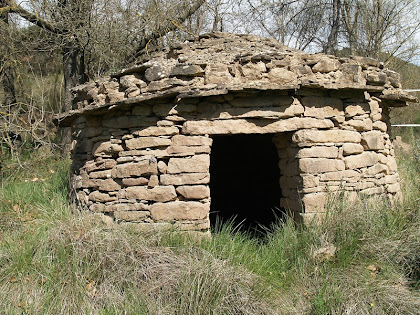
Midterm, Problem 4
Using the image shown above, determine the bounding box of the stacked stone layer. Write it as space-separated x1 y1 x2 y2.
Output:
59 33 414 126
60 32 412 231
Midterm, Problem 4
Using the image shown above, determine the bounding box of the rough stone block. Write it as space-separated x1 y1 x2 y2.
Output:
342 143 364 155
343 118 373 131
386 156 398 173
297 146 338 158
160 173 210 185
89 191 116 202
176 185 210 200
268 67 298 85
344 152 379 169
93 141 124 157
360 186 384 195
150 201 209 220
122 177 149 186
148 175 159 187
365 164 388 176
167 155 210 173
301 174 320 188
170 64 204 77
292 129 361 144
312 59 341 73
361 131 385 150
120 74 147 90
98 178 122 191
372 121 387 132
167 145 211 155
299 158 345 173
345 103 369 117
145 65 169 82
302 97 343 118
387 183 400 193
124 186 176 202
89 169 112 179
132 126 179 137
112 160 158 178
85 159 117 172
183 117 334 135
171 135 213 146
114 211 149 221
302 193 326 212
125 137 171 150
319 170 361 181
158 161 168 174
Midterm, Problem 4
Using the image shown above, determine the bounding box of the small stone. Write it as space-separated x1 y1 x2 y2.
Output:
372 121 387 132
148 175 159 187
312 244 336 261
106 91 125 103
92 141 123 157
312 59 341 73
145 65 169 82
158 161 168 174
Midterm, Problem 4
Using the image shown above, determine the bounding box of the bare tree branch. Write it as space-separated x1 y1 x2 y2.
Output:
129 0 206 63
1 0 61 34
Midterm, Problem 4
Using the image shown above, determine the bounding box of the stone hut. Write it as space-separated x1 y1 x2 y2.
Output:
58 32 414 233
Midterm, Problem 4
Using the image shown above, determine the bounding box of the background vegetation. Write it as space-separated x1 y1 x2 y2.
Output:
0 0 419 313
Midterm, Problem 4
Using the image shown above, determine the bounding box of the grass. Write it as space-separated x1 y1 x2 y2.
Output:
0 137 419 314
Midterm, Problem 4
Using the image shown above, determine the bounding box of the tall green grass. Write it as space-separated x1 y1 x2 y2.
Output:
0 139 419 314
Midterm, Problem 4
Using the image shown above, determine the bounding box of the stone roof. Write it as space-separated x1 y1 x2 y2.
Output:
57 32 415 126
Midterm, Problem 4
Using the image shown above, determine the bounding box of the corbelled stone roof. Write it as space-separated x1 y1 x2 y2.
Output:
57 32 415 126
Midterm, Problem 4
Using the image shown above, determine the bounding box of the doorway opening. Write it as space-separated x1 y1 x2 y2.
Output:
209 134 283 235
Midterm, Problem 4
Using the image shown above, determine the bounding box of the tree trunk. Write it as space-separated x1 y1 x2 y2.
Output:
0 3 17 107
324 0 341 54
62 38 87 111
61 37 87 155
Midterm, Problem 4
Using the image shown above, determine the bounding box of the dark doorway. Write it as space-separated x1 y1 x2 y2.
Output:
209 134 283 235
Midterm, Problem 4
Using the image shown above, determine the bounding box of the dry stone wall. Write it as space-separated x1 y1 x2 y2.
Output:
59 32 413 232
70 88 401 229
